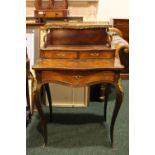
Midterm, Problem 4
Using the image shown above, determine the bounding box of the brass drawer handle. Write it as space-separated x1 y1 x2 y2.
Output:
56 53 65 57
90 52 99 57
73 75 83 80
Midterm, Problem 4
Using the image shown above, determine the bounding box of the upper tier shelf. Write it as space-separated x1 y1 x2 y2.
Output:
41 21 111 29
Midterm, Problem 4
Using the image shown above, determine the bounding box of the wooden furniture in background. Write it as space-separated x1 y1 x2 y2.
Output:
112 18 129 42
34 0 68 22
33 22 125 147
26 16 83 28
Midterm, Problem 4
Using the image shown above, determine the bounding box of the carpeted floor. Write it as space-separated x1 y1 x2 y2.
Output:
27 80 129 155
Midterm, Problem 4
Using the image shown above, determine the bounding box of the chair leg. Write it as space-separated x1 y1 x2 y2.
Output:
44 83 52 122
103 84 111 122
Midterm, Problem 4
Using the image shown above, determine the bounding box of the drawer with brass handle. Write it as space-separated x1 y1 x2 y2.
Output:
72 75 83 80
40 51 77 59
45 11 64 17
41 70 115 87
56 53 66 57
90 52 100 57
79 50 115 59
34 10 67 18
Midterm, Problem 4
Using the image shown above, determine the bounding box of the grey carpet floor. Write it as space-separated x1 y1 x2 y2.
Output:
27 80 129 155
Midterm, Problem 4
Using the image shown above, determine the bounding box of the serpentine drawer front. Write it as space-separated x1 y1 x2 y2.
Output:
41 70 115 87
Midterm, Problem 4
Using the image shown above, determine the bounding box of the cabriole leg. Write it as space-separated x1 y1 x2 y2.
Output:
35 83 47 146
110 79 124 147
103 84 111 122
44 83 52 122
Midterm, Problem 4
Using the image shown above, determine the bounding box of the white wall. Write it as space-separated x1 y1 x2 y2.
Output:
97 0 129 21
26 32 35 67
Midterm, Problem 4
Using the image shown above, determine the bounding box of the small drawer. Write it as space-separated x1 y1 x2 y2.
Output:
79 50 115 59
40 51 77 59
44 11 64 17
35 11 64 18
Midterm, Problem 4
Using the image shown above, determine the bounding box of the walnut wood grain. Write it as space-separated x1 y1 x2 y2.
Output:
34 10 68 18
40 45 115 59
34 0 68 18
33 23 124 146
41 70 115 87
40 51 77 59
44 29 109 47
79 50 115 59
34 0 68 10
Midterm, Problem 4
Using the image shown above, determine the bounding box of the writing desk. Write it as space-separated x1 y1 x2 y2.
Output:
32 22 124 147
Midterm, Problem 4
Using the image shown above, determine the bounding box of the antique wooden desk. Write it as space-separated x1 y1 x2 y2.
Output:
32 22 124 147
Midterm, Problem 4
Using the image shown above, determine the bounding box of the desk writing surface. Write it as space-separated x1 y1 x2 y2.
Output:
32 58 123 70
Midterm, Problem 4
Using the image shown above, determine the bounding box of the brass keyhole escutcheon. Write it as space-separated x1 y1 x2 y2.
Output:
90 52 99 57
56 53 65 57
73 75 83 80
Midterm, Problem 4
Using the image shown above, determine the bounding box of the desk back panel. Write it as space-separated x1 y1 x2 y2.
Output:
44 28 109 47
